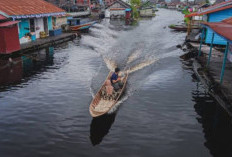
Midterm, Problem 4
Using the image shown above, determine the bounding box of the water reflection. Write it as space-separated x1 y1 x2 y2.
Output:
0 47 54 91
193 82 232 157
90 112 117 146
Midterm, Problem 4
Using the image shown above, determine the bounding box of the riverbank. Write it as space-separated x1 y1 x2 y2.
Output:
181 41 232 116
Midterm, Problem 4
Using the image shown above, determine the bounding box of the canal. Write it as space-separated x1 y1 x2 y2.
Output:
1 9 232 157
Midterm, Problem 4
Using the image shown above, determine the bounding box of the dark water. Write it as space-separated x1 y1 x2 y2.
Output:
0 9 232 157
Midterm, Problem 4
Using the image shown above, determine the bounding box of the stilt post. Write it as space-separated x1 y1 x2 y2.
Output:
220 42 229 84
198 28 205 57
207 32 215 66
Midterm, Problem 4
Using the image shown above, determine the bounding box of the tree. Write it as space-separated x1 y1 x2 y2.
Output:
130 0 141 19
130 0 141 6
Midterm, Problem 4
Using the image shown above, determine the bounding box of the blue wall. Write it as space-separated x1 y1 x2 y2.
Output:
205 8 232 45
48 17 53 30
18 17 53 39
18 19 30 39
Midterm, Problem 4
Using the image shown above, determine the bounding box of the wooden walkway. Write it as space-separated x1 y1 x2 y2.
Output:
20 33 77 53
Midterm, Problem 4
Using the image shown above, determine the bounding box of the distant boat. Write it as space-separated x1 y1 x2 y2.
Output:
67 18 96 31
169 24 199 31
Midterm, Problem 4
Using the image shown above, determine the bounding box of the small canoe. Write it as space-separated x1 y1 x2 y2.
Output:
89 70 129 118
70 21 96 31
169 25 199 31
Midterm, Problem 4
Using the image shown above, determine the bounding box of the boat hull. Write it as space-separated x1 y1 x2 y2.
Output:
89 71 129 118
169 25 199 31
70 21 96 31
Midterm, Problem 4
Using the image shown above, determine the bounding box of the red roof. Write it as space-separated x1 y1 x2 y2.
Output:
202 17 232 41
199 0 232 15
0 0 65 16
0 14 7 20
185 12 199 18
0 21 18 27
110 8 125 10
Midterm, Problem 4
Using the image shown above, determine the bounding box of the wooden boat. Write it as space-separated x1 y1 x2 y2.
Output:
67 18 96 31
169 25 188 31
169 25 199 31
70 21 96 31
89 70 129 118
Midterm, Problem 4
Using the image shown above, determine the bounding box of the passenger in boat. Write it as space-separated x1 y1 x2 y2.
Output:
111 68 123 91
105 80 113 95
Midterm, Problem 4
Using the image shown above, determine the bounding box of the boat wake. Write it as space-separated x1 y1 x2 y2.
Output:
128 58 158 74
103 57 117 72
85 21 161 115
108 95 129 114
127 43 145 64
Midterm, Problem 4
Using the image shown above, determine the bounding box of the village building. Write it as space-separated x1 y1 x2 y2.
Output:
104 0 116 7
139 1 154 17
105 0 131 19
0 0 66 44
46 0 91 11
159 2 167 8
0 14 20 54
140 6 153 17
198 1 232 45
167 2 177 9
184 3 210 37
147 0 156 5
166 2 185 10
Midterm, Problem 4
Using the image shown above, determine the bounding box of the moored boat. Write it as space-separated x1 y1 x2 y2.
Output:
89 70 129 118
169 25 199 31
67 18 96 31
70 21 96 31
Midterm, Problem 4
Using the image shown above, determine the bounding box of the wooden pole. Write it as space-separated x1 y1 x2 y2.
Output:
187 20 190 35
220 42 229 84
190 17 192 34
198 28 204 57
207 32 215 66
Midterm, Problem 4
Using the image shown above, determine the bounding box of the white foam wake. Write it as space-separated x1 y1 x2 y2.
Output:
129 58 158 74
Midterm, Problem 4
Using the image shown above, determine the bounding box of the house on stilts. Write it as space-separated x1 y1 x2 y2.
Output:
0 0 66 44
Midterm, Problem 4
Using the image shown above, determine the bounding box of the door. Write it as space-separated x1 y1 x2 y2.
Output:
35 18 44 39
43 17 48 34
29 19 35 32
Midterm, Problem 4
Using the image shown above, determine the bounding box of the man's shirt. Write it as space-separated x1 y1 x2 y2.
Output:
111 72 118 83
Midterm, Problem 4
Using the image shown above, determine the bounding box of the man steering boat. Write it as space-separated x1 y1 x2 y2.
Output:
110 67 123 91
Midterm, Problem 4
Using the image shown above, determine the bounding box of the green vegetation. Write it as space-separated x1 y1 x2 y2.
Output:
130 0 141 6
140 1 152 8
182 8 190 15
130 0 141 19
169 24 175 28
181 7 190 24
184 17 190 24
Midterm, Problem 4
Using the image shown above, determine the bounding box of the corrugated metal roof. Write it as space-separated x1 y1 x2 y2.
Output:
110 8 125 10
0 0 65 16
0 14 7 20
203 17 232 42
0 21 18 27
106 0 131 9
222 17 232 24
199 0 232 15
